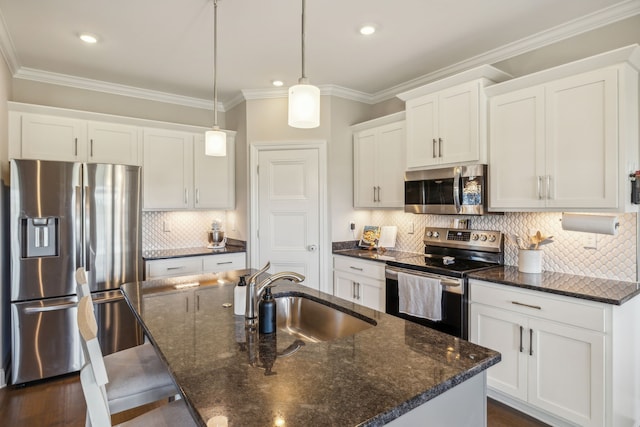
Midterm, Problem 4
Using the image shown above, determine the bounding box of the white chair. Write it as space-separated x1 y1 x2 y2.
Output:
78 296 196 427
75 268 179 416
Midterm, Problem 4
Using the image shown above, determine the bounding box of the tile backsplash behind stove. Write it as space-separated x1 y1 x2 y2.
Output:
370 211 637 282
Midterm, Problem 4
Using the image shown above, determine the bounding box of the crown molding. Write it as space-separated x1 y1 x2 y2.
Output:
2 0 639 109
13 67 226 112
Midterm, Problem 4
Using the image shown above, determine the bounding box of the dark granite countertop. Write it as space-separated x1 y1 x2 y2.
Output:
121 270 500 426
333 248 421 263
142 245 246 260
469 266 640 305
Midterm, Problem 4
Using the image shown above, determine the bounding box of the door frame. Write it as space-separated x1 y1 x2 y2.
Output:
249 140 330 293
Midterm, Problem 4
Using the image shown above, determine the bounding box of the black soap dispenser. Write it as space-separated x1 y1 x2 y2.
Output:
258 286 276 334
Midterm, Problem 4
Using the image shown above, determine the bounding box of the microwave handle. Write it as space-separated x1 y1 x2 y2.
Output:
453 167 462 213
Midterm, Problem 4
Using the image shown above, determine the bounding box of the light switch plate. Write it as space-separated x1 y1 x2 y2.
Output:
583 233 597 249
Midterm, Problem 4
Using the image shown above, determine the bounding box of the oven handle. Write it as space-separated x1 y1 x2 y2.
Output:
385 266 461 288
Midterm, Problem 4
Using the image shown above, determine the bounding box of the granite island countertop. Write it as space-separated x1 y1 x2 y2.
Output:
121 270 500 426
469 266 640 305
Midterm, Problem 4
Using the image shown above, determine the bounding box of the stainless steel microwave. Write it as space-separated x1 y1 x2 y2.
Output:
405 164 487 215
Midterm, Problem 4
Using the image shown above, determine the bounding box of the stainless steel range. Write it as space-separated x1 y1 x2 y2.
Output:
385 227 503 339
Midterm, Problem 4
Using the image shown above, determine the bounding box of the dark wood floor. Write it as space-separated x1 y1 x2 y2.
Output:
0 374 550 426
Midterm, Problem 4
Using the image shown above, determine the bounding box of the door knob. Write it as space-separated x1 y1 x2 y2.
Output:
308 245 318 252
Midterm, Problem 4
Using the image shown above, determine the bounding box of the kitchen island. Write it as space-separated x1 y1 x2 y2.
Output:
121 270 500 426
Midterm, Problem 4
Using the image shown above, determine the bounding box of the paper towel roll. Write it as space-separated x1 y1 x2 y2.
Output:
561 213 618 235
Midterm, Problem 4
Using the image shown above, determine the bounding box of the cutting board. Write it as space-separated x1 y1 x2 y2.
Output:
378 226 398 248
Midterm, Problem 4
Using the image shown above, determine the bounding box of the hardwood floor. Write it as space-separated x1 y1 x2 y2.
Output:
0 374 550 426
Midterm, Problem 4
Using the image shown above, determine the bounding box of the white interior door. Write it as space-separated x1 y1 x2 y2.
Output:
256 148 321 290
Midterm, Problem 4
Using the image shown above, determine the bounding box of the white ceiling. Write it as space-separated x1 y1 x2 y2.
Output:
0 0 638 110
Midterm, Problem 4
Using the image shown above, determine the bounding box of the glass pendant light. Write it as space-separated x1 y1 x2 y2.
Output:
288 0 320 129
205 0 226 156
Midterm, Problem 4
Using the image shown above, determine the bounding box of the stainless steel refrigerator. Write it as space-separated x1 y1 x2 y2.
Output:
9 159 143 384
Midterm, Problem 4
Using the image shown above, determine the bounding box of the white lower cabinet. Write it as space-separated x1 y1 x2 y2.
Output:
145 253 246 280
469 279 640 427
333 255 385 311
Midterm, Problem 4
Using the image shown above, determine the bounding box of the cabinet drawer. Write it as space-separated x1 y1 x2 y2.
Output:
146 257 202 279
202 253 246 273
469 280 607 332
333 256 385 280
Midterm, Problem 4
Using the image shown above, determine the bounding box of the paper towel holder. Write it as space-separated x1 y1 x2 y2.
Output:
560 213 619 235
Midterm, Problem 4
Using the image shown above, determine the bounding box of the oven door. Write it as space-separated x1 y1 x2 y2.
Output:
385 266 466 339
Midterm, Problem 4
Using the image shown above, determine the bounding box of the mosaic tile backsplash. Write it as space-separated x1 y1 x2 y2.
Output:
369 211 638 282
144 210 638 282
143 210 229 250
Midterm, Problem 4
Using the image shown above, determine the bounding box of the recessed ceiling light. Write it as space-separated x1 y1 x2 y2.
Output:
272 80 284 87
79 33 98 44
359 25 376 36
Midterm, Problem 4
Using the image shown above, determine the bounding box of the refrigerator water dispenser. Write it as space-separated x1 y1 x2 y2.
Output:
22 217 59 258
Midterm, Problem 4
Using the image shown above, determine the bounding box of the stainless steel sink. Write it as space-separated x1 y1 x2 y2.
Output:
275 295 375 343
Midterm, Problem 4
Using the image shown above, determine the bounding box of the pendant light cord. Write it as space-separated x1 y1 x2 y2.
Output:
301 0 306 81
213 0 219 127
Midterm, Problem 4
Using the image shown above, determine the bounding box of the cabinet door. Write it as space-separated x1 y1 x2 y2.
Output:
333 270 384 311
193 134 235 209
528 318 605 427
405 93 439 168
489 86 546 209
358 277 385 311
469 303 528 401
143 128 194 209
21 114 86 161
438 81 480 164
334 271 357 304
88 122 140 165
353 129 377 207
375 122 405 207
545 68 618 209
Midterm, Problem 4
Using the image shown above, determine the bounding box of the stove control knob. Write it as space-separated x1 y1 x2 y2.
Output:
480 234 488 241
432 231 440 238
425 231 433 237
488 235 497 242
471 234 479 241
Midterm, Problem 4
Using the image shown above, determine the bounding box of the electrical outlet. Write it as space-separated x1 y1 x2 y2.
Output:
349 221 355 231
408 222 415 234
163 221 171 232
583 234 597 249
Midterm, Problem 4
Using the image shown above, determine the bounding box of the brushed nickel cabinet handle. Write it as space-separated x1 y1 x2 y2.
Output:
529 329 534 356
438 137 443 158
432 138 437 158
512 301 542 310
537 176 543 200
519 325 524 353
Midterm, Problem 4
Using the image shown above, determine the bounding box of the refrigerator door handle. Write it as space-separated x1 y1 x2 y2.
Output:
84 185 91 271
75 185 83 268
24 301 78 313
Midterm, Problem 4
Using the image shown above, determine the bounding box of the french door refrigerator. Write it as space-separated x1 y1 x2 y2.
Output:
10 159 143 384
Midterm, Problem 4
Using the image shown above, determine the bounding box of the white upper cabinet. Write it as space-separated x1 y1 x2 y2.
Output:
193 135 235 209
352 112 405 208
19 113 87 162
143 128 235 210
10 109 140 165
143 128 194 209
487 45 640 212
398 65 511 170
87 121 140 165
